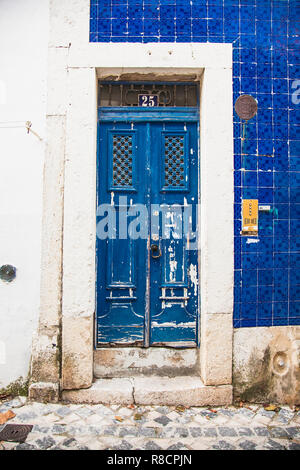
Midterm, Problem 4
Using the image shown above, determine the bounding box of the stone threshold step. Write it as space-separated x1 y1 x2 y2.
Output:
94 347 199 378
62 377 232 406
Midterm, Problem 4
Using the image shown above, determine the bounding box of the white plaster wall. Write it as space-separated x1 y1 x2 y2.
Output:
0 0 48 388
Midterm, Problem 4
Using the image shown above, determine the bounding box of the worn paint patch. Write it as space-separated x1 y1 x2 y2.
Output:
246 238 260 244
189 264 198 296
152 321 196 328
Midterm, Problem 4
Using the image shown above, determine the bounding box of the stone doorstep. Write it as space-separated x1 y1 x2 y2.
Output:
94 348 199 378
61 377 232 407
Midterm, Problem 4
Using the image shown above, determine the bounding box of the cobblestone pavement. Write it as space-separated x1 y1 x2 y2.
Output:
0 397 299 450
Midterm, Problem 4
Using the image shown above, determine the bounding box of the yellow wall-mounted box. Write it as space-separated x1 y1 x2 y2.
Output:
242 199 258 235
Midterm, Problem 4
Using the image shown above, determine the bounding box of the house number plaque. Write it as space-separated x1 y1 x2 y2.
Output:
138 94 158 107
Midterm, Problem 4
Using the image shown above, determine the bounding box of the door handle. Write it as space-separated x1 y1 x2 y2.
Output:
151 244 161 259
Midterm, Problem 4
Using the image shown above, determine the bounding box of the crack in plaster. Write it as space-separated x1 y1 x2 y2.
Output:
129 377 136 405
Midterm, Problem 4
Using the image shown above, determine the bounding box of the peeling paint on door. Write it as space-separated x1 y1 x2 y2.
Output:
96 108 199 346
189 264 198 297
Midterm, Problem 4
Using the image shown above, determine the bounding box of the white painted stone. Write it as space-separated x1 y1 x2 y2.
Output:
29 115 66 389
200 314 233 386
28 381 59 403
49 0 90 49
29 3 69 394
200 66 234 316
46 47 69 116
134 377 232 406
62 316 94 390
234 327 273 369
62 376 232 406
62 66 97 321
38 116 66 329
61 67 97 389
70 43 232 69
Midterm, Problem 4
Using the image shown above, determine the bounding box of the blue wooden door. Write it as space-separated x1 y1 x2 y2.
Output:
96 118 199 347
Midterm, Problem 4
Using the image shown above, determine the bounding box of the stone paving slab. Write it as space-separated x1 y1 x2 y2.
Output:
0 397 299 450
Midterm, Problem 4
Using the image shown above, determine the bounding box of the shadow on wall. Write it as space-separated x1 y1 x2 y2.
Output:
233 326 300 405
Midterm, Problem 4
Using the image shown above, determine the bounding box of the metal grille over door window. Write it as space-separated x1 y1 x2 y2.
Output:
164 136 185 188
113 135 133 187
99 83 198 107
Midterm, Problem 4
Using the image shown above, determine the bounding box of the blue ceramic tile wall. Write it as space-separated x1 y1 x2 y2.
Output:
90 0 300 328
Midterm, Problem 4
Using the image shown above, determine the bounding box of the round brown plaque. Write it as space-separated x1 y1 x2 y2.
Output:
235 94 258 120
